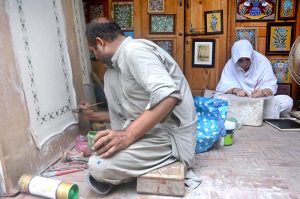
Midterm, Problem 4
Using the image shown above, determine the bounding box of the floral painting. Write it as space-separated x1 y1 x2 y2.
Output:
266 22 295 55
112 2 134 30
236 0 277 21
204 10 223 34
270 58 290 83
149 14 175 34
278 0 298 20
148 0 164 12
235 27 257 50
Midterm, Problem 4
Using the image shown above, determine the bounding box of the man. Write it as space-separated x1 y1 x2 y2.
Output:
82 18 197 194
216 39 293 117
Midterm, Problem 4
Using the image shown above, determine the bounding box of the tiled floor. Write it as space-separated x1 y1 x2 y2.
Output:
14 122 300 199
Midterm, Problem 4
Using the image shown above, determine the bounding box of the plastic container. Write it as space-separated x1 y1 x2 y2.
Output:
87 131 97 150
18 174 79 199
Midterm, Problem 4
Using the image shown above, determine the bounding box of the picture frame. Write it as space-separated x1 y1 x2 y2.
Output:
192 39 215 68
235 27 258 50
236 0 277 21
270 58 290 83
278 0 298 20
204 10 223 34
266 22 295 55
276 83 291 96
148 0 164 13
112 1 134 30
151 39 174 57
149 14 175 34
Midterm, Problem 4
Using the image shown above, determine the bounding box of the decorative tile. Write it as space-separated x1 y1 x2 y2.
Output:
235 27 257 50
270 58 290 83
90 4 104 20
148 0 164 12
123 31 134 38
149 14 175 34
112 2 134 30
152 40 173 56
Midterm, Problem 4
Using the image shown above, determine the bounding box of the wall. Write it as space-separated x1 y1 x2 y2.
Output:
0 0 88 196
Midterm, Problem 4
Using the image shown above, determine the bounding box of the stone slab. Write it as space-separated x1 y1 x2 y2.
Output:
136 161 185 196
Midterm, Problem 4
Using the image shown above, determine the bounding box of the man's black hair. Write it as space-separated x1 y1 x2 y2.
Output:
86 19 123 46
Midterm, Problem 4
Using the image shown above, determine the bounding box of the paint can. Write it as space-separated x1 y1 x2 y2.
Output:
18 174 79 199
219 130 234 146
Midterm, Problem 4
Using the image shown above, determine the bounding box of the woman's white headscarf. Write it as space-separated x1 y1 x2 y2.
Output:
216 40 277 95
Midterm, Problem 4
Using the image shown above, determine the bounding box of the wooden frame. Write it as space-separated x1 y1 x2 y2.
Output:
112 1 134 30
192 39 215 68
266 22 295 55
270 58 290 83
149 14 175 34
148 0 164 13
204 10 223 35
236 0 277 21
276 83 291 96
235 27 258 50
278 0 298 20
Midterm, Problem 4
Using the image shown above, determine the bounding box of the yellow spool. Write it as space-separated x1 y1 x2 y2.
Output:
18 174 79 199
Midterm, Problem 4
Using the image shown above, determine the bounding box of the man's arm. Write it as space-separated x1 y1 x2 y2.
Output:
79 101 110 122
92 96 178 158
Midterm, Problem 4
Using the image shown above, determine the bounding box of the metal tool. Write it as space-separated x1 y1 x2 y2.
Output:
61 152 89 163
72 102 103 113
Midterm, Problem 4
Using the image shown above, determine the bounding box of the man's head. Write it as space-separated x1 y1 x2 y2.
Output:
231 40 253 72
85 18 124 65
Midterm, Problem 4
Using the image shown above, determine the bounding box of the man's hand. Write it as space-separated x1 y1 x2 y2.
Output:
92 129 133 158
251 89 264 98
78 101 95 120
233 88 250 97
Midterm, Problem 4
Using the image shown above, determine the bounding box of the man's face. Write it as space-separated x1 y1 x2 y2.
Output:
237 57 251 71
89 38 112 65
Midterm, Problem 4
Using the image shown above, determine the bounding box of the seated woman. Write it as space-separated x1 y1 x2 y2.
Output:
216 40 293 117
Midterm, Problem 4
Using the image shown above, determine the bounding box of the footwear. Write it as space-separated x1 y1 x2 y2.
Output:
87 174 113 195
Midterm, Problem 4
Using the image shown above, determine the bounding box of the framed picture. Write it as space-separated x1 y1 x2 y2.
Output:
235 27 258 50
149 14 175 34
276 83 291 96
204 10 223 34
236 0 277 21
266 22 295 55
270 58 290 83
148 0 164 13
278 0 298 20
112 1 134 30
192 39 215 68
152 39 173 57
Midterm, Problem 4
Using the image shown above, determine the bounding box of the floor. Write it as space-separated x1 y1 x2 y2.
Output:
13 122 300 199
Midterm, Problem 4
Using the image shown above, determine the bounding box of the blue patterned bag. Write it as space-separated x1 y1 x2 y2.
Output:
193 96 228 153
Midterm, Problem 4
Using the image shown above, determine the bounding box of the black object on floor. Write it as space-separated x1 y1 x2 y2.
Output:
87 174 113 195
265 119 300 131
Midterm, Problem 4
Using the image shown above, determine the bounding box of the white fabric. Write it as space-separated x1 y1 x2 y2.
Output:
274 95 293 115
216 40 278 95
72 0 91 85
90 37 197 185
7 0 77 148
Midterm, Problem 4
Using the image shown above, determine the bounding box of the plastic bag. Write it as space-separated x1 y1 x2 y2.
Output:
193 96 228 153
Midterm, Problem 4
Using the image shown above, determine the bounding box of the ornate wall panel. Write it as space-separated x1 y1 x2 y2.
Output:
7 0 77 148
